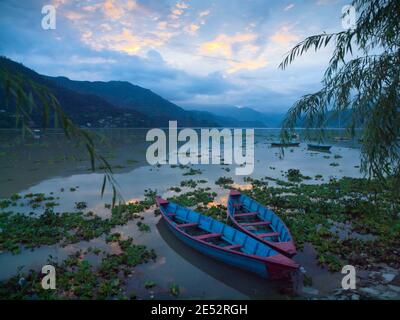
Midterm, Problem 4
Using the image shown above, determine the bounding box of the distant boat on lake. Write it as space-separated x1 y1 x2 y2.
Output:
307 144 332 152
271 142 300 148
156 197 299 279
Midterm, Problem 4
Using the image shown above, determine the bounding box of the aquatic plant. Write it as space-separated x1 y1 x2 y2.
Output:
0 237 157 299
215 176 234 187
169 283 180 297
243 176 400 272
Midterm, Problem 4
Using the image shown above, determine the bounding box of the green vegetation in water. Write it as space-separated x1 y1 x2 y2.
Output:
180 179 198 188
0 237 156 299
238 176 400 272
167 189 217 208
0 190 157 253
144 280 156 289
183 168 203 176
75 202 87 210
137 221 151 233
215 176 234 187
169 283 180 297
286 169 311 183
196 205 227 222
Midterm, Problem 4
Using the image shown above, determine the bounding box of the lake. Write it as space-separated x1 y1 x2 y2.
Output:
0 128 364 299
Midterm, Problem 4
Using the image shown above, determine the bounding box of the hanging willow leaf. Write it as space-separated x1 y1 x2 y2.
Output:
0 63 124 205
279 0 400 194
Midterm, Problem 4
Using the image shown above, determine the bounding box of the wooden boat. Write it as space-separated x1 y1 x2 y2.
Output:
156 197 299 279
227 191 297 258
334 136 351 142
271 142 300 148
307 144 332 152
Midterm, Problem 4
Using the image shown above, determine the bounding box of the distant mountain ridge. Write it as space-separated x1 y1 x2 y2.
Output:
0 56 289 129
183 104 285 127
0 57 220 128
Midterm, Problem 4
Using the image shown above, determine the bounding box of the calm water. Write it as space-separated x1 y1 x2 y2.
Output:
0 129 363 299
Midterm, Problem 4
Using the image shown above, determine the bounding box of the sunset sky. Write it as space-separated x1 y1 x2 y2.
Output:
0 0 350 112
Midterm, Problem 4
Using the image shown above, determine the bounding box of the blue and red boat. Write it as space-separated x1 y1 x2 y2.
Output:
156 196 299 280
228 190 297 257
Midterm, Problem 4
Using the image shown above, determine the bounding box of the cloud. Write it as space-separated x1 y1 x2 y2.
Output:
270 26 299 44
0 0 348 112
284 4 295 11
199 33 257 59
103 0 125 19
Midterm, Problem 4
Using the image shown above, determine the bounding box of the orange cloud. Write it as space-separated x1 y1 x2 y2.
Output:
227 57 268 74
103 0 124 19
270 27 299 44
200 33 257 58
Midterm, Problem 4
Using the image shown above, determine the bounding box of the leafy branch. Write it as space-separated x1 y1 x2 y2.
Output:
279 0 400 190
0 67 123 207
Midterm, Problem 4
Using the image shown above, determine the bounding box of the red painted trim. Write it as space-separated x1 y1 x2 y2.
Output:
240 221 271 227
156 196 169 206
195 233 222 240
234 212 258 218
258 232 280 238
156 197 299 271
177 222 199 228
224 244 242 250
229 190 242 197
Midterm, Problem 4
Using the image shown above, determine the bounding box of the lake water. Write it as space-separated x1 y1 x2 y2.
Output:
0 129 364 299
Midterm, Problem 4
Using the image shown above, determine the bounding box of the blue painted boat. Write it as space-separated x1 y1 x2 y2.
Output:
156 197 299 280
228 191 297 258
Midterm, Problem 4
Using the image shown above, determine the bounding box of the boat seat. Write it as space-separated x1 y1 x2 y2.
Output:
258 232 279 238
235 212 258 218
177 222 198 228
240 221 271 227
166 213 176 217
195 233 222 241
233 203 242 208
224 244 242 250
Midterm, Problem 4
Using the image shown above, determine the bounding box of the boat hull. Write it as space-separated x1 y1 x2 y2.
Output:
228 191 297 258
157 197 299 280
271 142 300 148
163 219 271 278
307 144 332 152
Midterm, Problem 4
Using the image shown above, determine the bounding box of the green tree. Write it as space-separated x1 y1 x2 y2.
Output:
280 0 400 188
0 67 121 205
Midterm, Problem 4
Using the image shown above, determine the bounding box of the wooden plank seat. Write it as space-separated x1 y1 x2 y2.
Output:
233 203 242 208
167 213 176 217
257 232 279 238
224 244 242 250
195 233 222 241
235 212 258 218
240 221 271 227
177 222 198 228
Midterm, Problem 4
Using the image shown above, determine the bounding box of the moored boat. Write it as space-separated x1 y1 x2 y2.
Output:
307 144 332 152
227 190 297 258
271 142 300 148
156 197 299 279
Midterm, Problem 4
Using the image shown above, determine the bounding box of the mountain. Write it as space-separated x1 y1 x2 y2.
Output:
183 104 285 127
48 77 217 127
0 57 219 128
0 57 156 128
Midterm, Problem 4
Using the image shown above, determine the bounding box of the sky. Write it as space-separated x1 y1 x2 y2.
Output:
0 0 350 113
